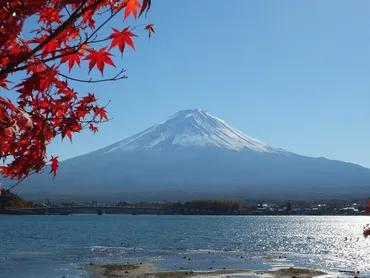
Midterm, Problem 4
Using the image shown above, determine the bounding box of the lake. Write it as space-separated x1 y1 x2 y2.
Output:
1 215 370 277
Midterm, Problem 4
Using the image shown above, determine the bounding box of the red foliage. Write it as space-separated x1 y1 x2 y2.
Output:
145 24 155 38
365 206 370 215
84 47 116 75
364 226 370 238
364 199 370 238
109 27 137 54
0 0 154 184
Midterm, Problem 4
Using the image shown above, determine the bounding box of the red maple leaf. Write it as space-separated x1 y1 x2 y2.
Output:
89 123 98 134
109 27 137 54
60 50 82 72
38 7 64 27
43 40 62 57
139 0 151 17
94 107 108 121
81 8 96 29
124 0 141 20
365 207 370 215
61 128 73 142
49 156 59 177
145 24 155 38
364 227 370 238
84 47 116 76
0 78 10 90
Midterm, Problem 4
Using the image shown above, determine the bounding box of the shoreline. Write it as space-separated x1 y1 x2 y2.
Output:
1 209 367 216
84 263 328 278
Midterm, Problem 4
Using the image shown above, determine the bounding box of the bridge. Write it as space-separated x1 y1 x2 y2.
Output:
0 206 172 215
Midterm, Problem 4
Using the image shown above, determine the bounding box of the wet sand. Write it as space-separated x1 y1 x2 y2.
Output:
86 263 327 278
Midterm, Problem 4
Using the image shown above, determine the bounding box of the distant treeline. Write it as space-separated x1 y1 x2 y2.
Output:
2 190 368 216
113 198 368 215
117 199 244 214
0 190 39 209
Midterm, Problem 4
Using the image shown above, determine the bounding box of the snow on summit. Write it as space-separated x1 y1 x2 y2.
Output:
106 109 287 153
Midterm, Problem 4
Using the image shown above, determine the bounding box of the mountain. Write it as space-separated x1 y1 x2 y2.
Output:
104 109 287 153
13 109 370 201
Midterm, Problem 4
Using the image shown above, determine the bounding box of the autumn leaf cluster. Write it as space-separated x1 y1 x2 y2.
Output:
0 0 154 183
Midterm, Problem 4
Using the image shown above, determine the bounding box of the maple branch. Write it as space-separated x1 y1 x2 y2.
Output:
96 7 112 16
33 35 122 59
0 0 154 183
0 0 104 78
128 24 147 33
6 2 145 75
11 4 127 73
58 69 127 83
84 2 126 44
33 45 79 58
0 17 31 53
46 115 111 123
6 170 41 191
63 5 72 17
80 100 112 130
32 31 117 58
84 37 113 44
82 118 111 128
12 49 79 73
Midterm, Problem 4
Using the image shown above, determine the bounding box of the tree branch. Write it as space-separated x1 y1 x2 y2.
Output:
58 68 127 83
12 49 79 73
0 0 104 78
4 1 136 75
6 170 41 191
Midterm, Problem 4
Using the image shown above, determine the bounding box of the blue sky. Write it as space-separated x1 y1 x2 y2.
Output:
24 1 370 167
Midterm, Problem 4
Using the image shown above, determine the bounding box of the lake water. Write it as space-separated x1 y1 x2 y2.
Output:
1 215 370 278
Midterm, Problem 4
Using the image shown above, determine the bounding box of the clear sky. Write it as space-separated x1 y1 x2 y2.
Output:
32 1 370 167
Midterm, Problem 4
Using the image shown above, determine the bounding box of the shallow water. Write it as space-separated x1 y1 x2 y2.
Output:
1 215 369 277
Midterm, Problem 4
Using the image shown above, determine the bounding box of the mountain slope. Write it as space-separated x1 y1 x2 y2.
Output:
13 109 370 201
103 109 288 153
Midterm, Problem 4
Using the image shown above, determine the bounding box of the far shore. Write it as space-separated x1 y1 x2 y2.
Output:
1 207 366 216
84 263 328 278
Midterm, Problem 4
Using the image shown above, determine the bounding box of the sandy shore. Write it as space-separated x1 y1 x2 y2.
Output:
85 263 327 278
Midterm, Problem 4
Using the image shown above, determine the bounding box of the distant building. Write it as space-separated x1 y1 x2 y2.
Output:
341 207 359 215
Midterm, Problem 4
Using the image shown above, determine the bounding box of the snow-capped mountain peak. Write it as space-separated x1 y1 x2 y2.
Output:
105 109 287 154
